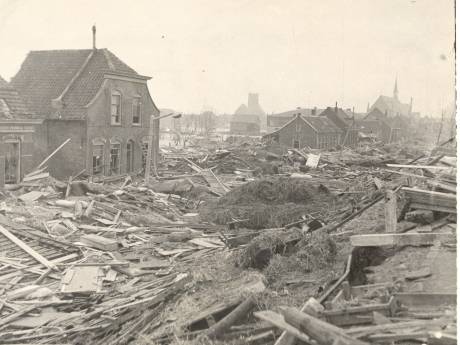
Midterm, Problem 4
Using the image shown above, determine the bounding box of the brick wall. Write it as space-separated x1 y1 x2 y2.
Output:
45 119 86 179
86 78 158 176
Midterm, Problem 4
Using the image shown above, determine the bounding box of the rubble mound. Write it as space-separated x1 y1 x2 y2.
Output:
236 229 337 288
200 177 336 229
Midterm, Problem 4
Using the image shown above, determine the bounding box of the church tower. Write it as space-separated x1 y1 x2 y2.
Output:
393 78 399 101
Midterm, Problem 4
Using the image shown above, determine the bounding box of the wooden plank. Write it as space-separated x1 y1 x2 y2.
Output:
80 234 118 251
0 225 57 270
393 293 456 308
387 164 453 170
254 310 313 344
410 202 456 214
350 233 455 247
34 138 71 171
22 172 49 182
346 318 450 338
402 187 457 200
281 307 370 345
384 190 397 233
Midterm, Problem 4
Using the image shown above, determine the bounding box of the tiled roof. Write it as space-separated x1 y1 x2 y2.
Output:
11 49 144 119
0 76 36 120
302 116 342 134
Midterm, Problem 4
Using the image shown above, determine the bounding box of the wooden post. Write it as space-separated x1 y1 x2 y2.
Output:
144 115 155 185
0 156 4 189
384 189 397 233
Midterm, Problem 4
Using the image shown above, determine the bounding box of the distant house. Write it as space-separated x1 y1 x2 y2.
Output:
230 93 264 135
263 113 342 149
267 108 323 133
11 41 159 179
319 106 359 147
0 76 45 183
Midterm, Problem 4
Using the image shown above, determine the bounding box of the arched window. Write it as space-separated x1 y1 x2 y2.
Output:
111 91 122 125
109 138 121 175
126 140 135 173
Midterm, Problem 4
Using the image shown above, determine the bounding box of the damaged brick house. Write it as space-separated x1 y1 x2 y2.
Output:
263 113 342 149
0 76 46 183
10 43 159 179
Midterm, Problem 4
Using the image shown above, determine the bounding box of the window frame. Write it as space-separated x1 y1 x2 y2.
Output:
109 140 122 175
126 140 135 173
92 143 105 175
132 97 142 126
110 91 122 126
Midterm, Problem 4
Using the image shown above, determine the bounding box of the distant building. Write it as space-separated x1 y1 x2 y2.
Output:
0 76 44 183
357 108 405 143
267 108 323 133
319 106 359 147
263 113 342 149
230 93 265 135
370 79 413 117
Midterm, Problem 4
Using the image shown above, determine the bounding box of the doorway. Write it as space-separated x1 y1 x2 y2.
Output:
4 140 20 184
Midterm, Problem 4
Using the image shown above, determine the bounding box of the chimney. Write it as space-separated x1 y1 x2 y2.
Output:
410 97 413 114
335 102 338 114
92 25 97 50
248 93 259 110
313 107 317 115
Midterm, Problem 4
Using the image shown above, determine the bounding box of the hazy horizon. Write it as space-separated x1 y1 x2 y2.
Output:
0 0 455 117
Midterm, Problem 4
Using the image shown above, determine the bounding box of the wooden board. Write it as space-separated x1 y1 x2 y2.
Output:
350 233 455 247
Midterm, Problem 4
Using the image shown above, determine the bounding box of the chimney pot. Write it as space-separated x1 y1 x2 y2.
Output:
92 25 96 50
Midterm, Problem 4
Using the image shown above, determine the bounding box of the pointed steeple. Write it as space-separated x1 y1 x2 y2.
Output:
393 78 399 101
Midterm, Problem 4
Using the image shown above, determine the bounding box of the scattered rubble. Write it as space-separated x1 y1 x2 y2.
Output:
0 136 456 344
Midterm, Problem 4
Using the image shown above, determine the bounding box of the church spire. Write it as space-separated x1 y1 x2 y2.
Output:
393 77 399 101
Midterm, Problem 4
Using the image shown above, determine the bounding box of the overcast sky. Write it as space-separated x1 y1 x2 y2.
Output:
0 0 455 116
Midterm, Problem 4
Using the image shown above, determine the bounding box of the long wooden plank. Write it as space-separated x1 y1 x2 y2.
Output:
34 138 71 171
410 202 456 214
387 164 453 170
0 225 57 270
350 233 455 247
402 187 457 199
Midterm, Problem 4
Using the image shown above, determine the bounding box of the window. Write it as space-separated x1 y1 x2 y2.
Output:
293 140 300 149
126 140 135 173
111 91 122 125
110 142 121 175
92 144 104 175
132 97 141 125
141 142 149 169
